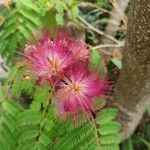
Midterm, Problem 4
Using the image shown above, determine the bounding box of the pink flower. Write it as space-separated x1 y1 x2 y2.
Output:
55 65 108 119
54 31 90 62
53 30 72 51
22 30 112 120
69 41 89 62
25 36 73 83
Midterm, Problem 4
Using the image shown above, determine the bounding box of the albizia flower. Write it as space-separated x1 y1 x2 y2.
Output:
24 32 90 82
25 38 72 82
23 30 110 119
68 41 89 62
54 31 71 49
54 31 89 62
55 65 108 119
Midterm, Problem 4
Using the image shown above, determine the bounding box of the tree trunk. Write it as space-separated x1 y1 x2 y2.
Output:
114 0 150 141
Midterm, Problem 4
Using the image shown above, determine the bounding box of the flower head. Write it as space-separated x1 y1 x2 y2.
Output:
25 36 72 83
23 30 110 120
69 41 89 62
55 65 108 119
53 30 72 51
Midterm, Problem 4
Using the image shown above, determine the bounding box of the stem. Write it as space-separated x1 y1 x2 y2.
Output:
92 43 124 50
4 65 22 100
38 86 54 139
77 16 121 44
91 114 101 150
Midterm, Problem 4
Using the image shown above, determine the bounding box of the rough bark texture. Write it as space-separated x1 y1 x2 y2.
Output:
114 0 150 141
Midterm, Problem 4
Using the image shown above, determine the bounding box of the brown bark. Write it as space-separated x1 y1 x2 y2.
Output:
114 0 150 141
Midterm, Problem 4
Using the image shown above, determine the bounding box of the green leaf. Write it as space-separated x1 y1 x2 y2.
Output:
97 108 118 125
12 78 22 98
2 101 23 116
99 121 121 136
0 112 17 133
39 130 52 147
122 137 134 150
30 86 51 111
17 141 46 150
100 133 121 145
138 137 150 149
0 0 44 62
100 144 120 150
111 58 122 69
18 128 39 143
55 13 64 25
17 110 41 126
91 49 106 74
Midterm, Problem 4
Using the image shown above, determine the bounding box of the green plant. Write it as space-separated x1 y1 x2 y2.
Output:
0 66 121 150
0 0 79 63
121 137 134 150
51 0 79 25
96 0 112 9
0 101 121 150
0 1 121 149
0 0 44 62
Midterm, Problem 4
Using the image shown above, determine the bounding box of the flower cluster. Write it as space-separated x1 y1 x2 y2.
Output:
24 31 109 119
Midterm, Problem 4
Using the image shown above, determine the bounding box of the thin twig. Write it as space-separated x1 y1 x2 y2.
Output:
92 43 124 50
4 65 22 100
37 92 52 141
0 63 10 72
78 16 121 45
90 114 101 149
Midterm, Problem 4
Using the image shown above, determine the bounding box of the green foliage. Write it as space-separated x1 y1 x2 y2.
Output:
111 58 122 70
0 1 121 149
0 101 23 150
96 0 112 9
0 83 121 150
0 85 59 150
138 137 150 149
127 120 150 150
97 108 121 150
12 77 34 98
121 137 134 150
0 0 79 62
91 49 106 74
54 108 121 150
0 0 44 62
0 65 121 149
10 67 35 98
51 0 79 25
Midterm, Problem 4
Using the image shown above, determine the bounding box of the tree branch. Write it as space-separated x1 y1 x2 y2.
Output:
92 43 124 50
77 16 121 44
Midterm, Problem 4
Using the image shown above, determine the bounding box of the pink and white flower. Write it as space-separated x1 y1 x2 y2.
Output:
23 30 110 119
25 37 72 82
55 65 108 119
69 41 89 62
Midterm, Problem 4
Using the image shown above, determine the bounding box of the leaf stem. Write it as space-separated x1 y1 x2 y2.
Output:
38 86 54 139
91 113 101 150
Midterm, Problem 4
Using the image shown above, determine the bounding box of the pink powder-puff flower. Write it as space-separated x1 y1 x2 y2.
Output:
69 41 90 62
54 30 72 50
55 65 108 119
25 37 73 83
